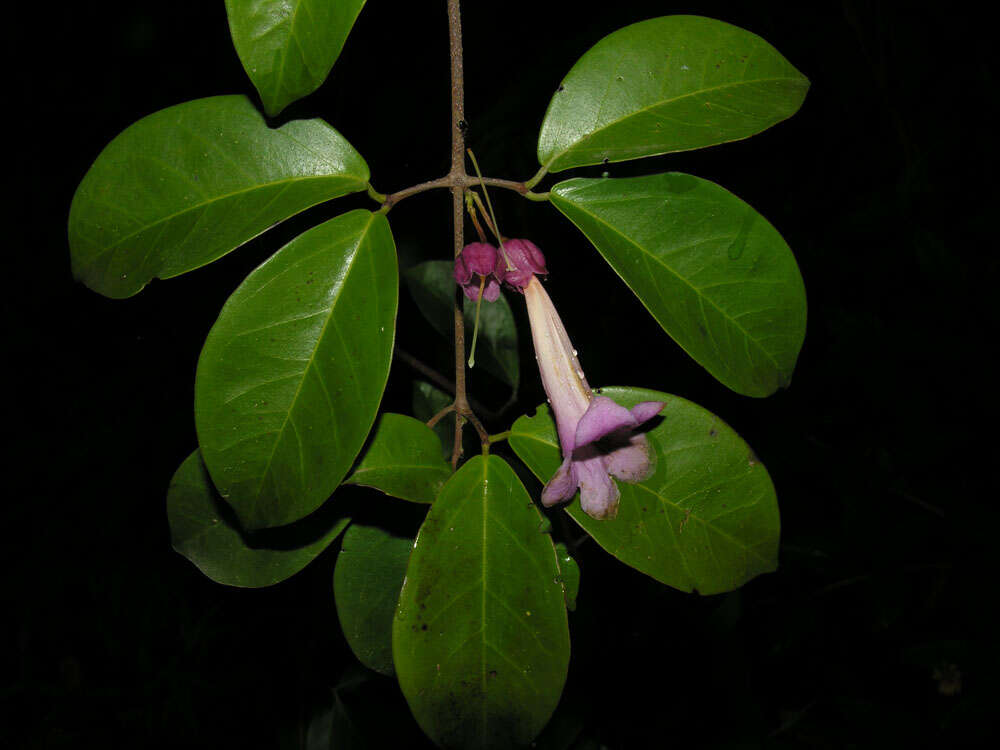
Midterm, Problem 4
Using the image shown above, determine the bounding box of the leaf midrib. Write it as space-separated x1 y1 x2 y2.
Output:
544 74 806 169
250 214 375 519
510 428 770 565
553 191 783 380
81 173 362 262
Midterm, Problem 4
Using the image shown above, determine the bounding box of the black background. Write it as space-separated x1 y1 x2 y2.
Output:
8 2 997 747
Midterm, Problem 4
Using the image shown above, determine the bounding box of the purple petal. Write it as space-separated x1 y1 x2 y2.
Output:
498 238 548 290
461 281 481 301
574 395 638 448
453 254 472 284
605 433 655 484
462 242 498 276
575 453 620 519
541 456 577 506
482 277 501 302
630 400 665 425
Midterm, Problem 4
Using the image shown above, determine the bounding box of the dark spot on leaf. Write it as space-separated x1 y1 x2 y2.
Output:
602 157 609 165
616 75 623 81
489 670 498 679
709 428 717 437
421 624 428 631
557 85 564 92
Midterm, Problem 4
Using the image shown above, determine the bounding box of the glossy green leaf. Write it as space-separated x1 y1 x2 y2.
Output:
551 173 806 397
538 15 808 172
553 543 580 612
225 0 367 116
334 524 414 676
404 261 519 390
509 387 779 595
393 456 570 749
344 413 451 503
195 210 397 530
69 96 370 298
167 451 348 587
412 381 454 460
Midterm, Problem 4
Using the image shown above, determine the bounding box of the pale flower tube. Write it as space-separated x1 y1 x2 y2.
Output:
522 276 663 519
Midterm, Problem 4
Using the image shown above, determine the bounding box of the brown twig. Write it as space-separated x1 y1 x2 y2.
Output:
393 345 500 420
380 176 526 212
444 0 489 469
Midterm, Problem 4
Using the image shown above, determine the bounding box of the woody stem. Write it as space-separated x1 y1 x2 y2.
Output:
446 0 490 469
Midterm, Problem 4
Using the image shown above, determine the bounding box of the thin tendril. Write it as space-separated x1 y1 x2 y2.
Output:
469 191 499 243
467 149 513 270
468 275 486 368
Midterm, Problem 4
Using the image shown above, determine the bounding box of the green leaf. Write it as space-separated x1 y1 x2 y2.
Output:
334 524 414 676
225 0 367 117
412 381 454 459
168 451 348 587
509 387 779 595
393 456 570 749
69 96 370 298
538 15 808 172
553 543 580 612
404 261 519 391
195 210 397 530
551 173 806 397
344 413 451 503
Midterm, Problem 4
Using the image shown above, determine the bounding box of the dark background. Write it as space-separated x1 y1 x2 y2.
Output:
8 1 996 747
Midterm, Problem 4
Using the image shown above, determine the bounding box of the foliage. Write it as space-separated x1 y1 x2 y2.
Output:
69 5 807 747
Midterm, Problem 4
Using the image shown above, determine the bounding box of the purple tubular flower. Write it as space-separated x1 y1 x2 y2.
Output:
496 238 548 292
454 242 501 301
523 276 664 519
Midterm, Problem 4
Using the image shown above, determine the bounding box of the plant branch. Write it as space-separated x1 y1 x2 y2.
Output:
377 175 530 212
394 345 500 419
443 0 492 469
394 346 455 397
